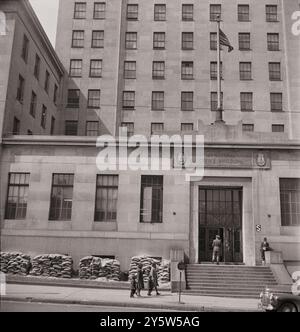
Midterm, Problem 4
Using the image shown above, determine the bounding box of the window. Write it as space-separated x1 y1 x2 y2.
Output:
182 4 193 21
242 124 254 132
210 33 217 50
67 89 80 108
123 91 135 110
238 5 250 21
210 62 223 80
272 124 284 133
181 123 194 132
182 62 194 80
53 84 58 105
269 62 281 81
95 175 119 222
181 92 194 111
121 122 134 137
182 32 193 50
280 179 300 226
211 92 223 111
127 4 138 20
41 105 47 129
88 89 101 108
65 121 78 135
210 4 221 21
152 92 164 111
124 61 136 79
151 123 164 134
240 62 252 80
69 59 82 77
140 176 163 223
271 93 283 112
49 174 74 221
44 70 50 93
74 2 86 19
239 33 251 50
13 117 20 135
126 32 137 49
90 59 102 77
153 32 165 49
34 54 40 80
16 75 25 103
267 33 279 51
154 4 166 21
152 61 165 79
266 5 278 22
50 116 55 135
86 121 99 136
92 30 104 48
30 91 37 118
21 35 29 62
94 2 105 19
241 92 253 111
72 30 84 48
5 173 30 220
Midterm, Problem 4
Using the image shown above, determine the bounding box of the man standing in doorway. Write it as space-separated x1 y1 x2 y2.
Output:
212 235 222 265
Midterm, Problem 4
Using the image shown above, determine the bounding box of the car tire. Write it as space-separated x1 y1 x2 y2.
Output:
278 302 298 312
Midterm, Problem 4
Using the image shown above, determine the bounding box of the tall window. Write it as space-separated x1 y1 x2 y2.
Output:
72 30 84 48
50 116 55 135
270 93 283 112
210 32 217 50
181 92 194 111
269 62 281 81
153 32 165 49
21 34 29 62
239 33 251 50
154 4 166 21
90 60 102 77
34 54 40 80
41 105 47 129
13 117 20 135
211 92 223 111
53 84 58 105
95 175 119 222
30 91 37 118
124 61 136 79
240 62 252 80
125 32 137 49
240 92 253 111
49 174 74 221
16 75 25 103
272 124 284 133
242 124 254 132
5 173 30 220
121 122 134 137
94 2 105 19
182 62 194 80
210 4 221 21
44 70 50 93
69 59 82 77
152 61 165 79
65 121 78 135
182 32 193 50
88 89 101 108
267 33 279 51
266 5 278 22
182 4 193 21
123 91 135 110
280 179 300 226
74 2 86 19
127 4 138 20
238 5 250 21
151 123 164 135
86 121 100 136
67 89 80 108
92 30 104 48
152 92 164 111
210 62 223 80
181 123 194 132
140 176 163 223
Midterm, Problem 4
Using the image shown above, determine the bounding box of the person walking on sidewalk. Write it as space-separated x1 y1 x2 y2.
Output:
212 235 222 265
136 264 144 297
147 262 160 296
130 275 137 298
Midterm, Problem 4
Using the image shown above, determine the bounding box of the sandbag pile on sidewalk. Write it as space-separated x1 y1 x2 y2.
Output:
30 254 73 278
158 259 171 284
0 252 31 275
79 256 93 279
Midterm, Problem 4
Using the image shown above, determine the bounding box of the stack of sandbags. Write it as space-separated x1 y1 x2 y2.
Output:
158 259 170 284
101 259 120 281
79 257 121 281
79 256 93 279
0 252 31 275
129 255 161 283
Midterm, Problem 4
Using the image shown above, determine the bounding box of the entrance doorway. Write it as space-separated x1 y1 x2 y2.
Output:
198 187 243 263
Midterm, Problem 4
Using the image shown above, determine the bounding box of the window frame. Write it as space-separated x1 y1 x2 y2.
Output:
74 2 87 19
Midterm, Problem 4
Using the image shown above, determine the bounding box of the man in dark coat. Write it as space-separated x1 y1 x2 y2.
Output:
130 275 137 298
212 235 222 265
136 264 144 297
147 262 160 296
260 237 270 265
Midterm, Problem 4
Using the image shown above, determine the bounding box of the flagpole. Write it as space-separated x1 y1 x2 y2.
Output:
216 15 224 123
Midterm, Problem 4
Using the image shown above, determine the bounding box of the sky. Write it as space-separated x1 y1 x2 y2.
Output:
29 0 59 46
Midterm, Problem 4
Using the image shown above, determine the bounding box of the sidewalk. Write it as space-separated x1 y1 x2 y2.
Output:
1 283 261 312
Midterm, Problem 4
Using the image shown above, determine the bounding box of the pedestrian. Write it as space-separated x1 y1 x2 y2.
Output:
147 262 160 296
136 263 144 297
130 275 137 298
261 237 270 265
212 235 222 265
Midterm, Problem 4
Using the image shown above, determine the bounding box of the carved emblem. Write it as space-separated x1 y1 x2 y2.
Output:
256 153 266 167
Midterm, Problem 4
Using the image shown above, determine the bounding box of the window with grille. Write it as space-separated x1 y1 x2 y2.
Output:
121 122 134 137
86 121 99 136
21 34 29 62
94 2 105 19
267 33 279 51
140 176 163 223
124 61 136 79
266 5 278 22
16 75 25 103
69 60 82 77
152 92 164 111
241 92 253 111
72 30 84 48
34 54 40 80
49 174 74 221
181 92 194 111
210 32 217 50
92 30 104 48
182 4 193 21
74 2 86 19
152 61 165 79
88 89 101 108
5 173 30 220
280 179 300 226
123 91 135 109
67 89 80 108
238 5 250 21
151 123 164 135
270 93 283 111
210 62 223 80
210 4 221 21
65 121 78 136
240 62 252 80
13 117 20 135
272 124 284 133
127 4 138 20
95 175 119 222
181 123 194 132
154 4 166 21
90 60 102 77
239 33 250 50
153 32 165 49
30 91 37 118
211 92 223 111
182 32 193 50
242 124 254 132
126 32 137 49
182 62 194 80
41 105 47 129
269 62 281 81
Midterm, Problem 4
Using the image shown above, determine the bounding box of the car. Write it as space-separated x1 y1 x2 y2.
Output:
259 284 300 312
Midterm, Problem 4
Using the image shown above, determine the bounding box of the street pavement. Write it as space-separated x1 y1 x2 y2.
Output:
1 283 261 312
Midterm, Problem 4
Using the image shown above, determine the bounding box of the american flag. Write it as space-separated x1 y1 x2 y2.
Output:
219 29 234 52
